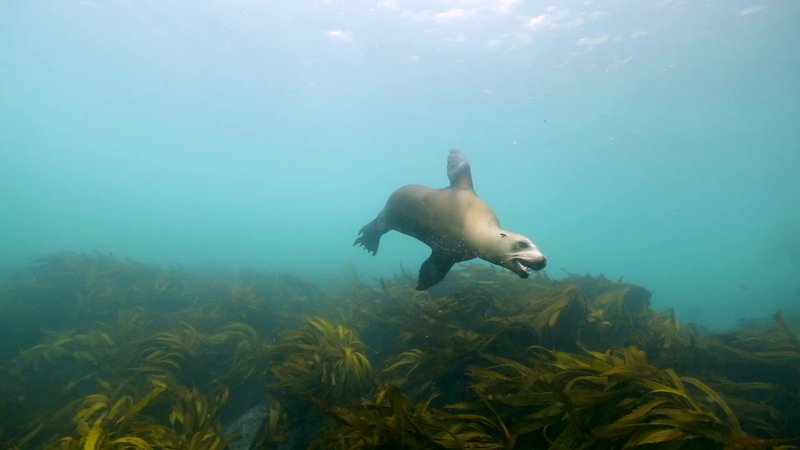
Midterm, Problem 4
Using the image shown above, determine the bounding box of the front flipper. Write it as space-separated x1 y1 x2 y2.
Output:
417 251 456 290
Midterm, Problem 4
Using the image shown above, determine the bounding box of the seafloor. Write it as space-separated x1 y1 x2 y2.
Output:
0 251 798 449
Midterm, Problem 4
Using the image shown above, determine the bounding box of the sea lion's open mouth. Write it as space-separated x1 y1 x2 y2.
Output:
506 255 547 278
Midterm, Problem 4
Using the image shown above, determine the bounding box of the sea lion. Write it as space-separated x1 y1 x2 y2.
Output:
354 149 547 290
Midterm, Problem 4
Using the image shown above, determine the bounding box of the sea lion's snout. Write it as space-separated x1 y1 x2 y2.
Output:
528 254 547 270
496 235 547 278
508 253 546 278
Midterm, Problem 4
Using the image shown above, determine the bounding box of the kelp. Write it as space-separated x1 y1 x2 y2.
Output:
45 380 230 450
1 253 799 449
254 400 291 446
307 384 506 450
465 346 748 448
265 317 374 404
482 284 589 353
0 252 273 448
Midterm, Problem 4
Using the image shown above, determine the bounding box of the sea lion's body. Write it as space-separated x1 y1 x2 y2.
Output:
380 185 498 262
355 150 546 290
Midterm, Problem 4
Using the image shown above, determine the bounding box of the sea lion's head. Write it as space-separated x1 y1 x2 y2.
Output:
485 231 547 278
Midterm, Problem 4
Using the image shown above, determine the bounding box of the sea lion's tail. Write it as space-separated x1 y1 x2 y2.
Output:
353 219 382 255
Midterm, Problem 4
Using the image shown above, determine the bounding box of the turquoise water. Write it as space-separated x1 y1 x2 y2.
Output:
1 1 797 329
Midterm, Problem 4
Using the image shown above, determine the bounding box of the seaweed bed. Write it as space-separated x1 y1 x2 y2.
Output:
1 252 799 449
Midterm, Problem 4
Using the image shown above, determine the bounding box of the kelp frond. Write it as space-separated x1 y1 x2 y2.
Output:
265 317 374 403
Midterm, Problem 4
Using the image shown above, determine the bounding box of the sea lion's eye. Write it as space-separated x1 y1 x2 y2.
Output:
515 241 530 251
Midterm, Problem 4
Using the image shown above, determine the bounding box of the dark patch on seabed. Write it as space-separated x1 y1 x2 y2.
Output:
0 251 799 449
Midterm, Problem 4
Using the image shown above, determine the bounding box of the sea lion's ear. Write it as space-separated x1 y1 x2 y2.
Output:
447 149 474 191
417 251 455 290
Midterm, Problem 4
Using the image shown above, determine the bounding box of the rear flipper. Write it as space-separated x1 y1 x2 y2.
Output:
353 219 384 255
417 251 456 290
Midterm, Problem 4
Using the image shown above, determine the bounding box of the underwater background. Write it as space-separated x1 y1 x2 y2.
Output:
1 0 799 328
1 1 800 449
